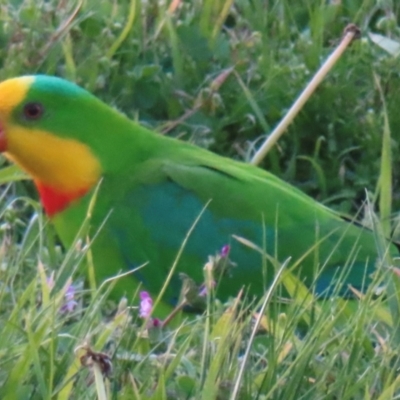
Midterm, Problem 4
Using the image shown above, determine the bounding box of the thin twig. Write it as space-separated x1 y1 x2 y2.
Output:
161 67 234 134
34 0 83 65
168 0 182 13
161 301 186 327
250 24 361 166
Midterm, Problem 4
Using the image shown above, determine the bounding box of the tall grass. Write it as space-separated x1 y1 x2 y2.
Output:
1 0 400 398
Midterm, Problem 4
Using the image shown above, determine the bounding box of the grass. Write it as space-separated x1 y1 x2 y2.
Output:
1 0 400 398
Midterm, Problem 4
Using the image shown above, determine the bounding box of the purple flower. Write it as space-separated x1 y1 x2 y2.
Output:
45 273 77 314
60 283 78 313
220 245 230 258
198 280 216 297
139 291 153 318
138 291 162 328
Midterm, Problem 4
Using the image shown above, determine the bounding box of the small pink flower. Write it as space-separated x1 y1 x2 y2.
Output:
139 291 153 318
138 291 162 328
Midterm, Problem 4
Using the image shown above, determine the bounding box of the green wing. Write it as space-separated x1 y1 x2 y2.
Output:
80 142 393 305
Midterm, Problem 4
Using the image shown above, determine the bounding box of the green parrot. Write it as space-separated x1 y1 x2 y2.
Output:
0 75 395 308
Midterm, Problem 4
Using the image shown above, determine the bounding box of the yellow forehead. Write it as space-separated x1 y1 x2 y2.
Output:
0 76 34 118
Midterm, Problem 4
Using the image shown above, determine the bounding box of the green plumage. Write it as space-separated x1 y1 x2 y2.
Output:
8 76 399 307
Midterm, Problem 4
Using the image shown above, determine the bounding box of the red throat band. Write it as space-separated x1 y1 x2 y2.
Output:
35 180 90 217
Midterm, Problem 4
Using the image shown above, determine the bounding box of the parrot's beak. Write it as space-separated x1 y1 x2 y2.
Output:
0 121 7 152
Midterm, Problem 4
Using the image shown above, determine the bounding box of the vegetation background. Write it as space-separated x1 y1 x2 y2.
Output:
1 0 400 399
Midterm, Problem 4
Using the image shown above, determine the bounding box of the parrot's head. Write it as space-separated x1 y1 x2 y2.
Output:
0 75 116 215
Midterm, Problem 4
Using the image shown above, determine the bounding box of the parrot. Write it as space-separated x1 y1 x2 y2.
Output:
0 75 395 309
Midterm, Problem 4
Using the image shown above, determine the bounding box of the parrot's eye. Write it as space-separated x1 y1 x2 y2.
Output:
23 102 44 120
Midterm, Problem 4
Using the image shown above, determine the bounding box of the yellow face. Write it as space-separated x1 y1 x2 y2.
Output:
0 76 101 193
0 76 34 119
